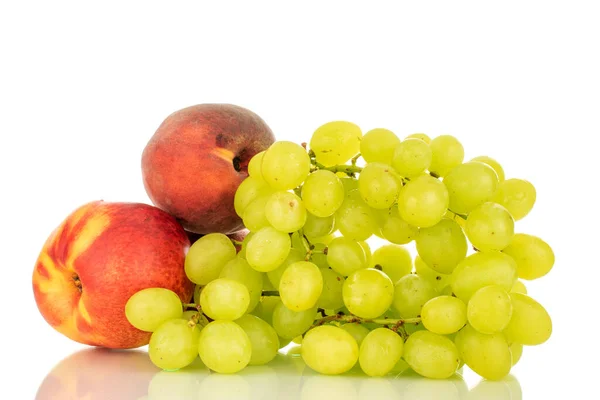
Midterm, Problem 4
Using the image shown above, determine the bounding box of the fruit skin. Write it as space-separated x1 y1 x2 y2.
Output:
142 104 276 234
32 201 194 349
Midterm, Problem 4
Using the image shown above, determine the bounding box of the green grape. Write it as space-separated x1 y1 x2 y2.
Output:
502 233 554 280
185 233 237 285
301 325 359 375
237 232 254 259
443 161 499 214
403 330 460 379
246 227 291 272
503 293 552 345
251 296 280 325
340 323 370 347
266 248 305 289
310 121 362 166
198 320 252 374
406 132 432 144
380 207 419 244
392 274 437 318
280 261 323 311
465 202 514 252
340 176 359 192
200 278 250 320
455 324 511 380
358 240 372 266
327 236 368 276
248 151 266 181
149 319 201 371
219 257 263 313
317 268 345 310
360 128 400 164
311 233 336 245
262 273 276 291
262 141 310 190
343 268 394 319
193 284 202 304
358 163 401 209
429 135 464 177
370 244 412 284
467 285 512 334
242 195 271 232
235 314 280 366
416 218 467 274
450 251 517 301
335 189 378 240
359 328 404 377
125 288 183 332
392 138 433 177
492 178 536 220
470 156 505 182
414 256 450 292
234 176 272 217
301 170 345 217
510 342 523 366
303 212 335 239
310 243 330 268
397 175 449 228
182 310 199 322
421 296 467 335
265 191 307 233
272 300 317 339
511 280 527 294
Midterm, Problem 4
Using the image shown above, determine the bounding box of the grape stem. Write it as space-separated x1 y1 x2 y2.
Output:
310 313 421 330
453 212 468 220
183 303 198 310
317 163 363 175
351 153 362 166
262 291 280 297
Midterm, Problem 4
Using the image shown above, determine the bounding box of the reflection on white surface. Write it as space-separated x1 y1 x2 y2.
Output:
36 347 522 400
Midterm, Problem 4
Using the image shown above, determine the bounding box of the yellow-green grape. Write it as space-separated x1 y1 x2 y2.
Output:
397 175 449 228
511 280 528 294
301 325 359 375
303 212 335 239
455 324 511 380
340 323 370 347
235 314 280 366
340 176 359 192
467 285 513 334
234 176 271 217
311 233 336 246
292 335 303 344
262 141 310 190
343 268 394 318
248 150 266 181
310 121 362 166
310 243 330 268
465 202 514 252
193 284 202 304
359 328 404 377
392 274 437 318
358 163 401 209
219 257 263 313
429 135 464 177
280 261 323 311
370 244 412 284
326 236 368 276
265 191 307 233
266 248 304 289
335 189 378 240
359 240 372 266
318 268 345 310
470 156 505 182
200 278 250 320
198 320 252 374
246 227 291 272
492 178 536 220
421 296 467 335
403 330 461 379
149 319 201 371
237 231 254 259
443 162 499 214
510 342 523 366
360 128 400 164
380 207 419 244
392 138 433 177
406 132 432 144
125 288 183 332
251 296 280 325
272 300 317 339
301 170 345 217
503 293 552 345
450 251 517 301
414 256 450 292
416 218 467 274
185 233 237 285
262 273 276 291
182 310 199 322
502 233 555 280
242 194 271 232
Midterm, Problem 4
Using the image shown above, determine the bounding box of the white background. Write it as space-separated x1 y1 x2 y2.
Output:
1 1 598 399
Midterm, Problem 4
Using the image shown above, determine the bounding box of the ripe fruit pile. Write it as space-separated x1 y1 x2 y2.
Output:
127 122 553 380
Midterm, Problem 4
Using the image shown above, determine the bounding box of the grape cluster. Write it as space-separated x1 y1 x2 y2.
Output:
126 121 553 380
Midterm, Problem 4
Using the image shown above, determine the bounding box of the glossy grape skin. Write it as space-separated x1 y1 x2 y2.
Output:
492 178 536 220
265 191 307 232
149 319 201 371
502 233 555 280
272 301 317 339
510 342 524 366
185 233 237 285
392 138 433 178
471 156 505 181
360 128 400 164
379 207 419 244
327 236 368 276
416 218 467 274
219 257 263 313
310 121 362 166
455 324 511 381
262 141 311 190
397 174 449 228
303 212 335 239
359 328 404 377
503 293 552 345
467 285 513 334
465 202 514 252
242 194 272 232
247 150 266 181
279 261 323 311
343 268 394 319
403 330 461 379
443 161 499 214
200 278 250 321
406 133 432 143
125 288 183 332
510 280 528 294
414 256 450 292
358 163 401 209
266 248 305 290
340 323 370 347
301 325 359 375
251 296 280 325
198 320 252 374
301 170 345 217
246 227 291 272
335 189 378 240
317 268 345 310
234 176 271 217
392 274 437 318
421 296 467 335
235 314 280 366
429 135 464 177
370 244 412 284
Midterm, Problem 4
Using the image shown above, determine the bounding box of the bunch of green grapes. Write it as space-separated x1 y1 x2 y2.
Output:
125 121 554 381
